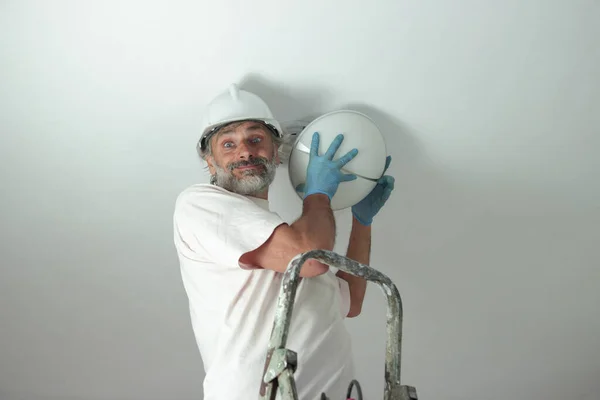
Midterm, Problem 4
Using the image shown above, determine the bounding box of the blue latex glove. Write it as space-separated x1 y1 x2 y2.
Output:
351 155 395 226
297 132 359 200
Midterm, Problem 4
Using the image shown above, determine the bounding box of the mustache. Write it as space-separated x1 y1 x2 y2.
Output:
228 157 269 171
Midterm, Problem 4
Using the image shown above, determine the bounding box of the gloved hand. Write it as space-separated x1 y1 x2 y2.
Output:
351 155 395 226
297 132 359 200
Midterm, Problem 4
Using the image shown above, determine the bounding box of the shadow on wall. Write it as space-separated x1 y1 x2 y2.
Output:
236 73 329 123
233 73 429 167
236 73 431 168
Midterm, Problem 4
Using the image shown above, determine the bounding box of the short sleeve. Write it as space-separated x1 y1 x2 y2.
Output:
173 184 285 269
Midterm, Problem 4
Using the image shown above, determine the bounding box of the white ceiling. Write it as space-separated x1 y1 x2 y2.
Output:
1 1 599 399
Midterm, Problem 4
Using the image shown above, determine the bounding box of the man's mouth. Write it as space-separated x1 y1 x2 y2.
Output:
229 157 268 172
235 163 264 170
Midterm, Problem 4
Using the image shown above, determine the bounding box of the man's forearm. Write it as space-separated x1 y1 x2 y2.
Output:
337 215 371 317
287 194 337 274
291 194 336 250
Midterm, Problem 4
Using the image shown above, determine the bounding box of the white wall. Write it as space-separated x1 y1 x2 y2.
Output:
1 0 599 399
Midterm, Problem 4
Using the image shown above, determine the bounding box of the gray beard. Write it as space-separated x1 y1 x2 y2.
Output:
211 157 277 196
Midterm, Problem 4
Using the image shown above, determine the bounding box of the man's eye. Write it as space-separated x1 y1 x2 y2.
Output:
250 137 262 143
223 142 233 148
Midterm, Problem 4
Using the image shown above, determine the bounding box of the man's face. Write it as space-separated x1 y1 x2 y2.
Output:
206 121 280 196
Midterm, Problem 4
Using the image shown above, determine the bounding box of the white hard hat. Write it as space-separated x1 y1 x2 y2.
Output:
197 83 283 154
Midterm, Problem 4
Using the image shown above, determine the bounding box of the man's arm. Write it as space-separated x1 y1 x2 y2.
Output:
240 193 336 278
337 155 395 318
241 132 358 278
336 215 371 318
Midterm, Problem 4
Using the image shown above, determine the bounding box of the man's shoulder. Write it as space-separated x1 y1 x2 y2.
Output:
176 183 232 203
174 183 255 213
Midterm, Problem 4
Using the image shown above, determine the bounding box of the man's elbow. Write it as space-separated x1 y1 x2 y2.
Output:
346 304 362 318
296 239 333 278
299 259 329 278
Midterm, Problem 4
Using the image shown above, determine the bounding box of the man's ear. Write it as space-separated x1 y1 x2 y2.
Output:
205 156 217 175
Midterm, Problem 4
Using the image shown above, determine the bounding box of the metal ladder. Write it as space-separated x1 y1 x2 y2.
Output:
258 250 418 400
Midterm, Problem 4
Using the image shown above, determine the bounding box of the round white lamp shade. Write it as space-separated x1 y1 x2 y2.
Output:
288 110 388 210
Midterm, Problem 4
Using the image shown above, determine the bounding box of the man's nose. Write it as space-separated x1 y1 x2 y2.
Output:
236 141 254 159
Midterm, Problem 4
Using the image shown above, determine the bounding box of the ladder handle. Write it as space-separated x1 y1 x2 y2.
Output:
259 249 404 400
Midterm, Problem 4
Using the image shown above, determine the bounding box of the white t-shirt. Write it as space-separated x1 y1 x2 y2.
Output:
173 184 355 400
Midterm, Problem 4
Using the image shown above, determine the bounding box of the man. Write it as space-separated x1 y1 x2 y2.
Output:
173 84 394 399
